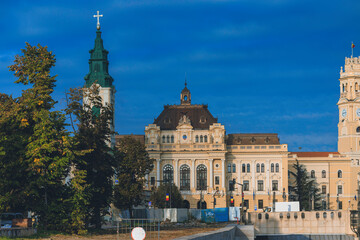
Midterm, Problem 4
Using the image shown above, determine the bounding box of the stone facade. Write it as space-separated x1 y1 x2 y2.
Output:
116 54 360 212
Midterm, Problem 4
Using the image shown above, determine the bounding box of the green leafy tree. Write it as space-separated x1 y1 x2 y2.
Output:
113 137 153 216
150 183 184 209
0 93 30 213
290 160 322 210
65 85 115 229
2 43 73 229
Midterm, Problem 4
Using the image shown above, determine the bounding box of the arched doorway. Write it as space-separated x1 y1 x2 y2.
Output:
183 200 190 209
197 200 207 209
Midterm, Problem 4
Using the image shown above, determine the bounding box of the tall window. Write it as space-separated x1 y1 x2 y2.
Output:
180 165 190 190
232 164 236 173
204 135 208 142
257 180 264 191
242 164 246 173
215 176 219 185
227 164 231 173
195 135 199 143
322 185 326 194
200 135 203 143
339 201 343 210
166 135 170 143
338 185 343 194
162 136 165 143
311 170 315 178
171 135 174 143
338 170 342 178
322 170 326 178
163 164 173 182
272 180 278 191
247 164 250 173
256 163 260 173
150 177 155 185
275 163 279 172
243 180 249 191
196 164 207 190
229 180 234 191
271 163 274 173
258 200 263 209
261 163 265 173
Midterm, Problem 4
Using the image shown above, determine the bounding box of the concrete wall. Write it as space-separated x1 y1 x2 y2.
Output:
164 208 188 222
174 225 236 240
173 225 255 240
189 209 201 220
248 210 354 236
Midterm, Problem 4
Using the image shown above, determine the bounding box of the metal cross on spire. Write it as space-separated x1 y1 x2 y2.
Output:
93 11 103 30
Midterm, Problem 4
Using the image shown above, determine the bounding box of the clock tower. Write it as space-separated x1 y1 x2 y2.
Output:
338 56 360 154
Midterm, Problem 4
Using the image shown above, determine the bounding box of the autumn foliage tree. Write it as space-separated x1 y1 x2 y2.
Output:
1 43 73 229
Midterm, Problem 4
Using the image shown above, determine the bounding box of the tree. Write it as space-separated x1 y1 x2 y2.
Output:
290 160 322 210
150 183 184 209
1 44 72 230
113 137 153 216
65 85 115 229
0 93 30 213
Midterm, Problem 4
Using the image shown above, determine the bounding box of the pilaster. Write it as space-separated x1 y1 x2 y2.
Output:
156 159 161 187
209 159 214 188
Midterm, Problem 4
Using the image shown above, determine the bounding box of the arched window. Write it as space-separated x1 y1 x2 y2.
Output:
247 163 251 173
322 170 326 178
162 136 165 143
311 170 315 178
256 163 260 173
275 163 279 172
343 84 345 92
196 164 207 190
356 82 358 92
337 185 343 194
232 164 236 173
338 170 342 178
261 163 265 173
200 135 203 143
163 164 173 182
357 127 360 133
242 164 246 173
171 135 174 143
195 135 199 142
204 135 208 142
180 165 190 190
166 135 170 143
271 163 274 173
227 164 231 173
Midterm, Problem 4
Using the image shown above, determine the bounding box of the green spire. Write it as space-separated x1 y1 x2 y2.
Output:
84 29 113 88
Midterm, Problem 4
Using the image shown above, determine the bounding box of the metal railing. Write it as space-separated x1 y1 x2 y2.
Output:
110 218 160 240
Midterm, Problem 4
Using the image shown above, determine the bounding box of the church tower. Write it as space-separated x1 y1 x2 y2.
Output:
84 11 115 147
337 56 360 154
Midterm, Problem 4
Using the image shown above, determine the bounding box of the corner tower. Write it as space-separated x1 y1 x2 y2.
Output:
338 56 360 154
84 11 115 146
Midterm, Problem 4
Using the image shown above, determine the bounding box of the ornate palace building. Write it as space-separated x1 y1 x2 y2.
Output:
141 83 288 209
127 55 360 211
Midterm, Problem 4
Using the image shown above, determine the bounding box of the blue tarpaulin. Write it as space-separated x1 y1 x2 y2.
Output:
201 208 229 223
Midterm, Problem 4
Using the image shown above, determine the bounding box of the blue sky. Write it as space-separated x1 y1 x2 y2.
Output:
1 0 360 151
